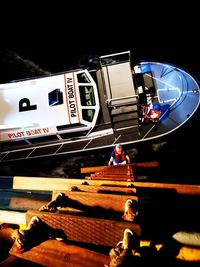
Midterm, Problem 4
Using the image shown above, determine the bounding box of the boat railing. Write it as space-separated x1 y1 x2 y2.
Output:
106 94 138 103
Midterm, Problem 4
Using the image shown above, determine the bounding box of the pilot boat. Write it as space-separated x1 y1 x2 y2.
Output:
0 51 199 162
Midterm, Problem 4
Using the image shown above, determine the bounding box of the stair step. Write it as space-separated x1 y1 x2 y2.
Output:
26 210 141 247
10 239 110 267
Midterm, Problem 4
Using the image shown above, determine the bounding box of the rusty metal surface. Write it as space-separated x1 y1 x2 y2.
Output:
26 210 141 247
10 239 110 267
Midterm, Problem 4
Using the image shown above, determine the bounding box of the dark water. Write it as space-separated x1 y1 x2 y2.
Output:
0 122 199 185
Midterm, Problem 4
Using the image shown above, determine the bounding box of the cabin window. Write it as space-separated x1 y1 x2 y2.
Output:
82 109 95 122
77 72 91 83
48 89 63 106
79 86 96 106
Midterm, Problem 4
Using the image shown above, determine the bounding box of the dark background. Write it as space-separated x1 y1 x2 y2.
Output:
0 3 199 183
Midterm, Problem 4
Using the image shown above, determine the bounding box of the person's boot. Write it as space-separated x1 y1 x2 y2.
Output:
122 199 138 222
39 192 69 212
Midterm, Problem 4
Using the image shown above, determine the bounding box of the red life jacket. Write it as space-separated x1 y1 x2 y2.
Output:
114 148 126 163
142 105 161 122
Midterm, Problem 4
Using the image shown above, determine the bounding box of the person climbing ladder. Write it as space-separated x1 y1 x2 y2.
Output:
108 144 130 166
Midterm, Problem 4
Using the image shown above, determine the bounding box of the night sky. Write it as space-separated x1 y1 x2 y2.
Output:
0 3 199 183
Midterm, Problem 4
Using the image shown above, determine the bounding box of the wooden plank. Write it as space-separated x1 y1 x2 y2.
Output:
133 182 200 195
90 173 133 177
0 256 19 267
55 184 137 194
51 191 138 215
13 176 200 195
0 210 26 225
0 255 39 267
176 246 200 262
26 210 141 247
133 161 159 167
172 231 200 246
9 240 200 266
13 177 69 191
10 239 110 267
140 240 200 262
0 228 15 257
80 162 159 174
91 166 133 176
83 164 134 179
89 174 134 181
13 177 134 190
73 179 134 187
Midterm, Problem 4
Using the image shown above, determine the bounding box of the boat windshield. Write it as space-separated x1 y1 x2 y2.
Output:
77 72 91 83
79 85 96 106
